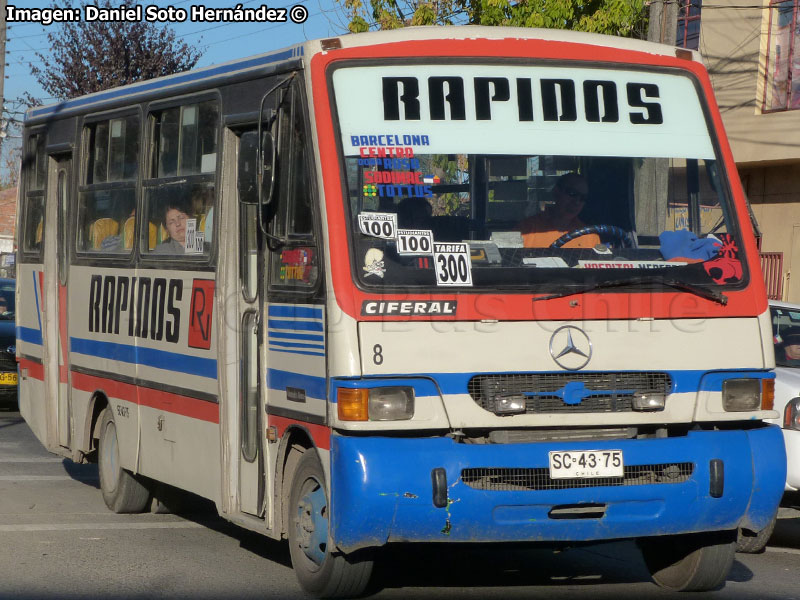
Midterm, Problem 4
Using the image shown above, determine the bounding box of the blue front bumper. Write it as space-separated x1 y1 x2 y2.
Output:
330 425 785 551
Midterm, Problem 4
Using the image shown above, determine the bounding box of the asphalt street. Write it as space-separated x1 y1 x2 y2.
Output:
2 406 800 600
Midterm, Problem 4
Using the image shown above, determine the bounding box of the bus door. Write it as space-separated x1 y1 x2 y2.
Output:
238 162 264 516
43 154 73 449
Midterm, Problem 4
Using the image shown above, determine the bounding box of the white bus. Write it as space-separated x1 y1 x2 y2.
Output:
18 27 785 597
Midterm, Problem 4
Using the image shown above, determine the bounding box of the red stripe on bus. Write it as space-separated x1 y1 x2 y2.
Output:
269 414 331 451
70 371 220 424
18 357 44 380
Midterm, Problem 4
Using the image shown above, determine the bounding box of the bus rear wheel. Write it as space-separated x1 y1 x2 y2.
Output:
98 408 150 513
287 450 373 598
639 530 736 592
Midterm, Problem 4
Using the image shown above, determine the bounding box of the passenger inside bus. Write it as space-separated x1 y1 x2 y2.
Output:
517 172 601 248
397 197 433 229
153 200 190 254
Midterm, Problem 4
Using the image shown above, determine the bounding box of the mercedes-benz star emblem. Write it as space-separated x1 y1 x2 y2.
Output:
549 326 592 371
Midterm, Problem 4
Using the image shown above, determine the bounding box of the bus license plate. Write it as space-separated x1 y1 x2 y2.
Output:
0 372 17 385
548 450 623 479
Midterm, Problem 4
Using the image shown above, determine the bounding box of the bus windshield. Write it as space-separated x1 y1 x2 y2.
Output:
333 62 745 292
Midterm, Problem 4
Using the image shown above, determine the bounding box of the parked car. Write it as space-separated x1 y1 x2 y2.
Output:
0 278 17 408
737 299 800 552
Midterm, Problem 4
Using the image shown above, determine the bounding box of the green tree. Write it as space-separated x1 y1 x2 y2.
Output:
29 1 204 101
340 0 647 38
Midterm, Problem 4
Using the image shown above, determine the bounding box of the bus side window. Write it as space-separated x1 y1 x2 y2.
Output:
77 116 139 254
269 84 319 293
144 100 219 257
21 133 46 256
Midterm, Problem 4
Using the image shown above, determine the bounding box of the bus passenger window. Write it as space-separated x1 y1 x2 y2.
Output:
77 116 139 254
22 133 46 255
144 100 218 257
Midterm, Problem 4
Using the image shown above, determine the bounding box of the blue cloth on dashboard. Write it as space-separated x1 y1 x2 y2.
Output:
659 230 721 261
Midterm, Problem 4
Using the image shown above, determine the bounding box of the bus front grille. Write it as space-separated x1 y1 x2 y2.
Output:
468 372 672 414
461 463 694 491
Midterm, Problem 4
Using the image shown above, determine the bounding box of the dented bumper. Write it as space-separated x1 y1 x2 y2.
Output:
330 425 785 552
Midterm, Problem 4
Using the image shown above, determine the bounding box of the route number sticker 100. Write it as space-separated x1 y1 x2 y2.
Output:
396 229 433 255
358 212 397 240
433 243 472 286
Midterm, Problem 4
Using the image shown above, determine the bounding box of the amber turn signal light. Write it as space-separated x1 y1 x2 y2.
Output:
338 388 369 421
761 379 775 411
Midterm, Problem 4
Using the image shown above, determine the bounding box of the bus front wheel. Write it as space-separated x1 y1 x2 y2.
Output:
287 449 373 598
98 408 150 513
639 530 736 592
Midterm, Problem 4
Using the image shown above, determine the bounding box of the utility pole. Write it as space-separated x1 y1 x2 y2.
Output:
647 0 679 45
637 1 678 237
0 0 7 159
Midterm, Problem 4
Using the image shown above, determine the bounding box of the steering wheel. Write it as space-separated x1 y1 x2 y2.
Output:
550 225 632 249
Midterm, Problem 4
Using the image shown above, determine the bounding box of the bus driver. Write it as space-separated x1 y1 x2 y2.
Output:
518 172 600 249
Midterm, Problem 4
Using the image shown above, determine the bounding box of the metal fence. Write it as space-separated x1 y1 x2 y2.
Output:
760 252 783 300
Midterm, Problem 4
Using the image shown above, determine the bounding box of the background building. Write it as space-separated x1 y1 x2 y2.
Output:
696 0 800 300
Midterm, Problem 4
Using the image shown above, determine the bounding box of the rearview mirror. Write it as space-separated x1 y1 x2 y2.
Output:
237 132 259 204
261 131 276 206
237 131 276 205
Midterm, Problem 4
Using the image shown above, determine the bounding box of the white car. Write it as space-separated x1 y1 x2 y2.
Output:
768 301 800 492
737 300 800 552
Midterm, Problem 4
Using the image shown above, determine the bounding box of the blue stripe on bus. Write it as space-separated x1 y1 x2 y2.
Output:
267 368 326 399
33 271 42 333
29 47 303 120
70 337 217 379
269 348 326 358
17 327 42 346
269 340 325 351
268 331 324 343
268 305 323 320
267 319 324 332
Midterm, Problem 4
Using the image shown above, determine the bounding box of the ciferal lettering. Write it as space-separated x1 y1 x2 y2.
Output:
382 76 663 125
361 300 458 316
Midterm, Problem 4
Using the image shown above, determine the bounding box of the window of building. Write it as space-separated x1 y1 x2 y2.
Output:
676 0 702 50
762 0 800 112
144 100 218 257
21 133 46 255
77 116 139 254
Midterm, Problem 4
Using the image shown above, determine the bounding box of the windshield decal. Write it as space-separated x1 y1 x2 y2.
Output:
358 212 398 239
363 248 387 278
396 229 434 255
433 243 473 287
579 260 685 269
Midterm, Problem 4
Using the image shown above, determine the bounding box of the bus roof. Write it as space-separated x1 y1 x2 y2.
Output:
26 26 693 124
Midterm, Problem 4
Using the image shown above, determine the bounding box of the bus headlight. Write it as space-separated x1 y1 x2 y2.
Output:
722 379 761 412
337 386 415 421
784 397 800 430
368 387 414 421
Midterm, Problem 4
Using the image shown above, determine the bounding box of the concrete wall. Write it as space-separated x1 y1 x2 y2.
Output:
701 0 800 166
0 188 16 244
741 165 800 300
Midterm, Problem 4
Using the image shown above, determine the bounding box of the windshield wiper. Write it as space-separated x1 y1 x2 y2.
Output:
532 276 728 305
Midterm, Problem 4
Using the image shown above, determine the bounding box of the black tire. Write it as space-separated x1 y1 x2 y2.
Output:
287 449 373 598
97 408 150 513
639 530 736 592
737 513 777 554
